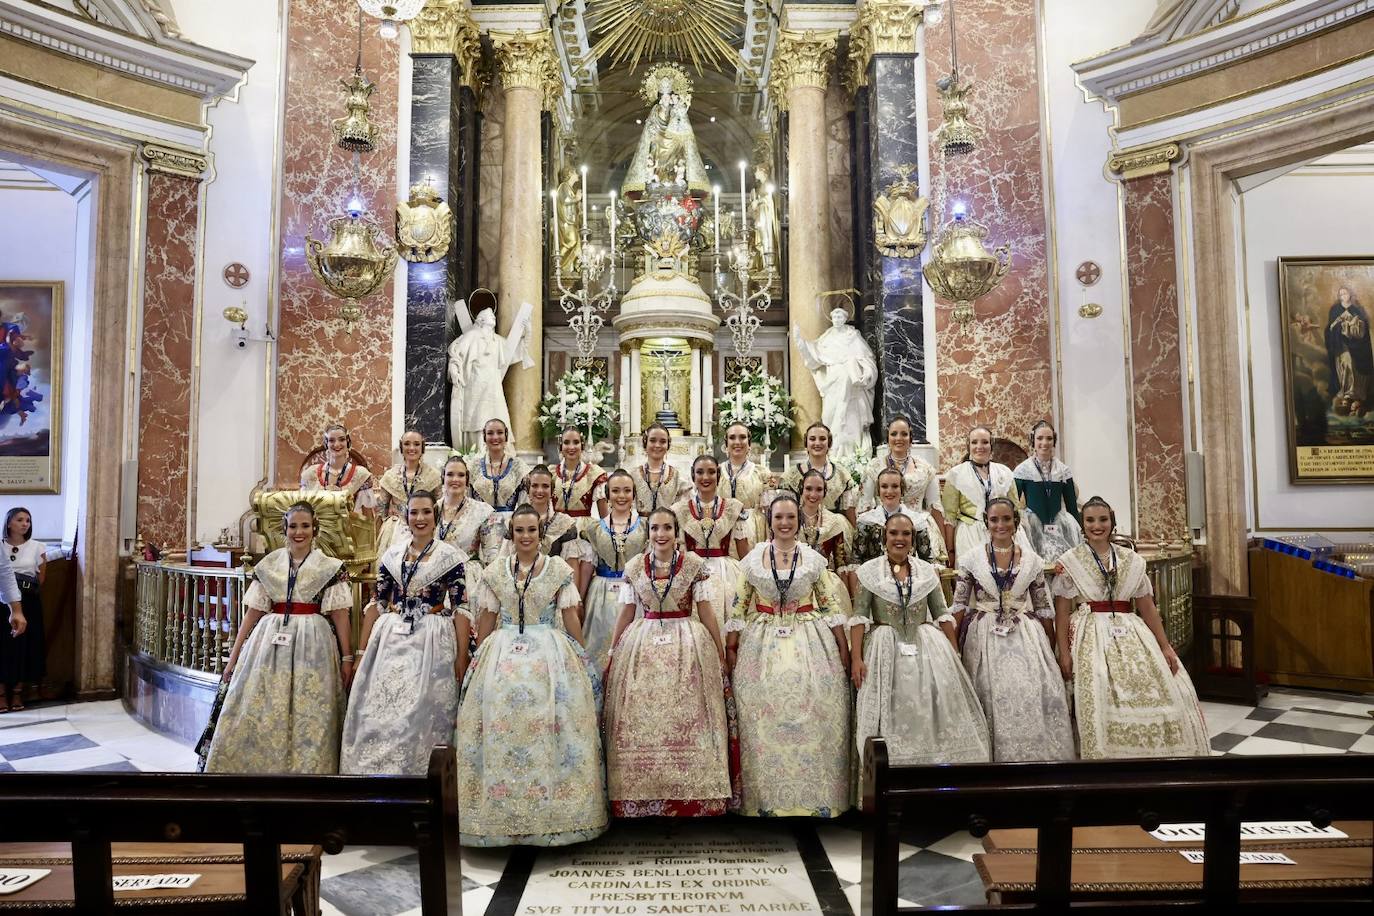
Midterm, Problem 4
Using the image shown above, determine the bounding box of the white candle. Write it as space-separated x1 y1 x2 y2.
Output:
738 161 747 218
550 188 559 259
712 186 720 255
610 190 618 260
580 165 588 230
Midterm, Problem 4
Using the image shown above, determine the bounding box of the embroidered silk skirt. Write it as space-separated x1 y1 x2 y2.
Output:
962 610 1074 762
581 572 624 674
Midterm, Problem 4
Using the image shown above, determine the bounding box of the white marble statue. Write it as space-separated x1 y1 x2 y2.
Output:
793 308 879 455
448 305 531 449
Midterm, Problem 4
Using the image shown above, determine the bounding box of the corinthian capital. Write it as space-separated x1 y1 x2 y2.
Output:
769 29 838 109
847 0 921 89
411 1 486 94
491 29 562 109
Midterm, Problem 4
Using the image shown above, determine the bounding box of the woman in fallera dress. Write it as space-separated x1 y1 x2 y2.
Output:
854 469 937 566
435 456 503 597
552 427 609 520
851 514 990 767
720 421 770 551
633 422 686 514
469 418 530 521
341 491 466 775
942 425 1029 561
457 504 607 847
1012 420 1083 563
727 494 851 818
206 502 354 774
952 498 1073 762
604 508 731 817
505 465 593 577
577 469 647 671
1054 497 1208 759
374 429 443 561
672 455 751 633
860 417 947 565
780 422 857 527
300 423 373 511
797 469 856 613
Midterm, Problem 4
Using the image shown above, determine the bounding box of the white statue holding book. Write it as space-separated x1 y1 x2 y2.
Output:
448 300 532 449
793 308 879 456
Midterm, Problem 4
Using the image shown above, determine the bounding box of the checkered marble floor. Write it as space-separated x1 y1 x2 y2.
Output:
3 686 1370 914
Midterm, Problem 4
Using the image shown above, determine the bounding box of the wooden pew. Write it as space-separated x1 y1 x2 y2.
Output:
859 738 1373 913
0 746 461 916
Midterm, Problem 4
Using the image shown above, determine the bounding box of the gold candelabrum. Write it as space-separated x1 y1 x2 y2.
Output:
305 212 399 330
553 222 618 368
714 222 775 360
923 211 1011 326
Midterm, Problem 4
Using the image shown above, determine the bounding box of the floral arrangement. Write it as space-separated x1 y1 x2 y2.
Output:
832 442 870 489
538 367 618 444
714 369 795 448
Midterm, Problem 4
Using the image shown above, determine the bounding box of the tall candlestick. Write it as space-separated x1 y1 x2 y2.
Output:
738 161 747 220
580 164 588 230
550 188 559 264
712 186 720 256
609 190 618 260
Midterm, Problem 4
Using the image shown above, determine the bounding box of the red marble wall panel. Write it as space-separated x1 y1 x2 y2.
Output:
925 0 1053 467
275 0 399 481
1124 172 1188 544
137 173 200 550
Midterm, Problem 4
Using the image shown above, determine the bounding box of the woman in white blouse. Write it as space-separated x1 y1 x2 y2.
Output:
1 507 42 712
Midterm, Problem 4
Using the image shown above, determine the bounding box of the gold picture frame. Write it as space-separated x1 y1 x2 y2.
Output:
0 282 63 494
1276 257 1374 485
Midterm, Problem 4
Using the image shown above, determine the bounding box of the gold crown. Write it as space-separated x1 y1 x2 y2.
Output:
639 63 694 108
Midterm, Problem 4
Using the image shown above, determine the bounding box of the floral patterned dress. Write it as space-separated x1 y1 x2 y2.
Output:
553 461 608 520
340 539 465 776
780 460 857 517
605 551 731 817
728 543 850 817
952 546 1074 762
800 506 856 617
1055 544 1209 759
205 549 351 774
435 495 503 604
632 463 686 515
721 459 769 548
853 504 942 566
469 453 530 522
300 460 373 511
374 462 444 564
672 492 750 633
497 506 593 566
941 461 1032 561
1012 457 1083 563
457 555 607 846
851 556 990 767
860 453 947 565
578 512 648 672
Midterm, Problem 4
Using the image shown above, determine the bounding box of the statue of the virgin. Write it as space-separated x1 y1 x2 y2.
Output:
622 64 710 201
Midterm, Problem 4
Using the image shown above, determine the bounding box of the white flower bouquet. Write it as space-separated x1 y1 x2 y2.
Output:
715 369 794 447
538 368 618 444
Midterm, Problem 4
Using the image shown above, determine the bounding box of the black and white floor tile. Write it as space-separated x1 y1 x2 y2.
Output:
2 687 1369 915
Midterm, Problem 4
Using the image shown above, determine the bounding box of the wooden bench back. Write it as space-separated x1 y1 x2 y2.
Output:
859 737 1373 914
0 746 461 916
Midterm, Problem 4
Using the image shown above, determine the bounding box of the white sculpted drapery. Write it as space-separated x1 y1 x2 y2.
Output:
793 309 879 455
447 306 532 449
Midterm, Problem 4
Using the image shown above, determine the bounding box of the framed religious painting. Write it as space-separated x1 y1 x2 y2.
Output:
1276 257 1374 485
0 282 63 493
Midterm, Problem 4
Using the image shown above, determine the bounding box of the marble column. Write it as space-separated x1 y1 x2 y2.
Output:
772 29 838 451
491 29 559 455
849 0 926 441
136 156 204 551
405 1 483 442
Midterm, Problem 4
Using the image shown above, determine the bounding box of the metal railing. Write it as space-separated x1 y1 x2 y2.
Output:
1147 552 1194 655
134 561 248 677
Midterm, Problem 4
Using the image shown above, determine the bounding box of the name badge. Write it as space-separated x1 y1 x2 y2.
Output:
898 642 918 657
1109 625 1128 639
510 641 529 655
773 626 793 639
652 633 674 646
271 632 292 647
992 625 1011 638
1044 524 1060 537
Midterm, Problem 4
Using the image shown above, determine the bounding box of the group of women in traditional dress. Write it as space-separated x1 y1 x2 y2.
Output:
203 412 1208 846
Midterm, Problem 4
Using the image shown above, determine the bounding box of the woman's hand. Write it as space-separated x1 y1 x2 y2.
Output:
851 657 867 691
341 657 355 690
1057 646 1073 681
221 662 234 684
1160 642 1180 675
725 644 737 674
7 609 26 638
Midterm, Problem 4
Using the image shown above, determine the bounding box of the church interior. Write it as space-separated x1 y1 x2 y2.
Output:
1 0 1373 912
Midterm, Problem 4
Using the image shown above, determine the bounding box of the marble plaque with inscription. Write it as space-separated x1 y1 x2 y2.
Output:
520 824 823 916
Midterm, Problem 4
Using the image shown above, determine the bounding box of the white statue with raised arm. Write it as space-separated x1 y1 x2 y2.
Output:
793 307 879 456
448 299 532 449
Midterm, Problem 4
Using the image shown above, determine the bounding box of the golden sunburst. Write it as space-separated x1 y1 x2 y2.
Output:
590 0 745 73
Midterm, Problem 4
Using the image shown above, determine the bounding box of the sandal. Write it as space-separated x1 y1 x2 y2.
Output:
9 685 24 711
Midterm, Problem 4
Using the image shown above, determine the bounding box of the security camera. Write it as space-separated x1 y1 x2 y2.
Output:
233 327 249 349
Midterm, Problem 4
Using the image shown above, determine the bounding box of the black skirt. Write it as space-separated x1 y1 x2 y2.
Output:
0 573 46 686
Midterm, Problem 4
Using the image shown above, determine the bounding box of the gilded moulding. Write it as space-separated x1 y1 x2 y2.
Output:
769 29 838 110
847 0 922 91
139 142 208 179
1108 142 1181 180
396 183 454 263
490 29 561 111
410 0 486 95
873 164 928 258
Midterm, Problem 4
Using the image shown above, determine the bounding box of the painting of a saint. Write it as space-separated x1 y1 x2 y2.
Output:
0 283 62 493
1277 258 1374 484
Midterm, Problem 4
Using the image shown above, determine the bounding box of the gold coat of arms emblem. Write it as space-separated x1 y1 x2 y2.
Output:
396 183 454 263
873 164 929 259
